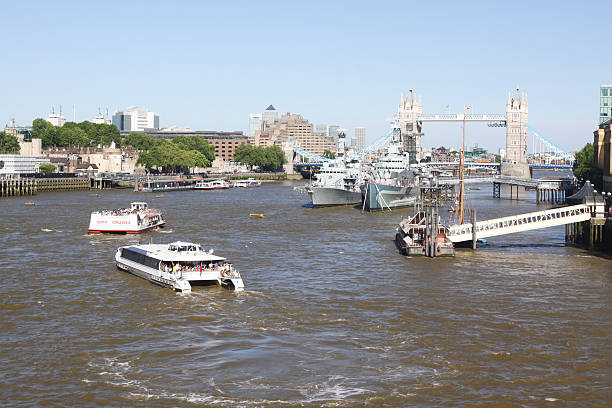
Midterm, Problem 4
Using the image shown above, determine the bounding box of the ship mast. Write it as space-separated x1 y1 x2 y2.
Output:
454 105 470 224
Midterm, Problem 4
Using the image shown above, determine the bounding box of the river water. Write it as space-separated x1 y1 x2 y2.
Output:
1 175 610 407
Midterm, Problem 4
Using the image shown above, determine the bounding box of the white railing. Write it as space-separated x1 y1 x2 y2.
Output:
447 204 591 243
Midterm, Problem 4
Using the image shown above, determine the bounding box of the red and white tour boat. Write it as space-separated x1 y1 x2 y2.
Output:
88 202 166 234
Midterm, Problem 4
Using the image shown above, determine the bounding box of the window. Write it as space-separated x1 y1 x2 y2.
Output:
602 88 609 97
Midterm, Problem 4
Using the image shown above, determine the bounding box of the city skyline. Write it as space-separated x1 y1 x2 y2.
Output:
1 1 610 153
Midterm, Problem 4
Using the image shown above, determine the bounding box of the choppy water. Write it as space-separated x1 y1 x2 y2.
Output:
1 177 611 407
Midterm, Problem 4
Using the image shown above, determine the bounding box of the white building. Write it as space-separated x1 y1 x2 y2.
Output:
0 154 50 175
249 113 263 136
263 105 278 124
354 127 366 151
46 107 66 127
112 106 160 131
93 108 112 125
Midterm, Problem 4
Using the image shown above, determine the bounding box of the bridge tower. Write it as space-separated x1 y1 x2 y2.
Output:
397 89 424 164
502 87 531 177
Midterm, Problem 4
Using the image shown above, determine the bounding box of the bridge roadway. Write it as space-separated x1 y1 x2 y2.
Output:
437 175 537 187
446 204 591 243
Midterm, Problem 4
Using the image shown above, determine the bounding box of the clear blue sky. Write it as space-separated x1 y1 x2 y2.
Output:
1 0 610 153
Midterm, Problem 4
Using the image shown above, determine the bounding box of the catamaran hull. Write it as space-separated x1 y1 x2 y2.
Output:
308 187 362 207
361 183 418 211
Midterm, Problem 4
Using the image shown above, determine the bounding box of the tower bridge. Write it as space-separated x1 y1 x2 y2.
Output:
397 87 530 176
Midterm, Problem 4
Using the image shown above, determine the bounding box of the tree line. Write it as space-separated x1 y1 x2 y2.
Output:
233 144 287 171
125 133 216 173
31 118 121 148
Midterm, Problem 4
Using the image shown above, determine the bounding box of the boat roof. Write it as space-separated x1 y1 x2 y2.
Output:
122 241 227 262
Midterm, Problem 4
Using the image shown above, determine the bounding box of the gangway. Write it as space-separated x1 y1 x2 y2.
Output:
446 204 591 243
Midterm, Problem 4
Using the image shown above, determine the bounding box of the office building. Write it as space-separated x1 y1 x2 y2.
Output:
354 127 366 151
112 106 160 131
600 85 612 124
263 105 278 124
316 124 327 134
249 113 263 137
328 125 340 141
251 112 335 156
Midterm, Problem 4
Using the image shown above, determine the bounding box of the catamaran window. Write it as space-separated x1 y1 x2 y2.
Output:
122 248 159 269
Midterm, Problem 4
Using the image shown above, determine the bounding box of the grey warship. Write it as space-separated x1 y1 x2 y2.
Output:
308 132 367 207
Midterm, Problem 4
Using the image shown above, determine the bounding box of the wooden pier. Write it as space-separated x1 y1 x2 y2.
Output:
1 177 90 197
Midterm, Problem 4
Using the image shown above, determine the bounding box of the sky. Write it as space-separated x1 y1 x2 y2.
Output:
1 0 610 153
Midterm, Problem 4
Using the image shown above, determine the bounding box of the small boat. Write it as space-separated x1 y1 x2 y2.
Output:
115 241 245 293
194 179 231 190
395 211 455 257
24 202 35 206
249 213 264 218
155 194 164 198
233 178 262 188
88 202 166 234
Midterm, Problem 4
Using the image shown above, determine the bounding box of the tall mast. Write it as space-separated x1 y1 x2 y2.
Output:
454 105 470 224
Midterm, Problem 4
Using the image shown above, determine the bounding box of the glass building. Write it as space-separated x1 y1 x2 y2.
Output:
249 113 263 136
601 85 612 124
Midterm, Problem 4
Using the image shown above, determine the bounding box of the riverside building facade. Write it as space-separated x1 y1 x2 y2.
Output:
249 112 335 156
601 85 612 125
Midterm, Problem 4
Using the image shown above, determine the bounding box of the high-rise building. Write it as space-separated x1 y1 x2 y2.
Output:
112 106 159 131
263 105 278 124
251 112 335 156
600 85 612 124
249 113 263 136
328 125 340 141
316 124 327 134
354 127 366 151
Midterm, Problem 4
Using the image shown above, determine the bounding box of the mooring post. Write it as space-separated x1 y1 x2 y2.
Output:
471 208 477 250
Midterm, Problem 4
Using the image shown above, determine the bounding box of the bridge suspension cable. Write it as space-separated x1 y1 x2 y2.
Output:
527 123 575 164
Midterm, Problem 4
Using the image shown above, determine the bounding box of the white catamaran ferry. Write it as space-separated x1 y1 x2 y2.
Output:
88 202 165 234
115 241 245 293
194 179 231 190
232 178 261 188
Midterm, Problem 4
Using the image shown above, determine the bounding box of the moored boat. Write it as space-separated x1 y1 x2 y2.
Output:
88 202 165 234
395 210 455 256
232 177 261 188
115 241 245 293
194 179 231 190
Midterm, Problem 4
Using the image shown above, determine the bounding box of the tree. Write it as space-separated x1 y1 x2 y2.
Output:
495 154 501 163
573 142 602 188
136 140 210 173
31 118 57 147
39 163 56 173
171 135 215 162
323 149 336 159
123 132 158 151
57 125 88 147
0 132 20 154
234 144 286 171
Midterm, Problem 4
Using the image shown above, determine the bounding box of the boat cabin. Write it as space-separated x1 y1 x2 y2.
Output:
130 202 148 211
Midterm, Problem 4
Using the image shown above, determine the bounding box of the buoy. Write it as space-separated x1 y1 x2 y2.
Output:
24 202 35 206
249 213 264 218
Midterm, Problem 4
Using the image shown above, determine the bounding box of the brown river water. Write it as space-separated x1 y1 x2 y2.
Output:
1 175 610 407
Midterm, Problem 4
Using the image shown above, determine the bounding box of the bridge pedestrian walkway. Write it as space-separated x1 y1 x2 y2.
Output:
446 204 591 243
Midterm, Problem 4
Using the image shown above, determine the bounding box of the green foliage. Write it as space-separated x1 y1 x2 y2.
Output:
123 132 158 151
573 143 602 187
234 144 287 171
0 132 21 154
171 135 215 162
495 154 501 163
38 163 57 173
31 118 57 148
323 149 336 159
136 139 210 172
31 118 120 148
